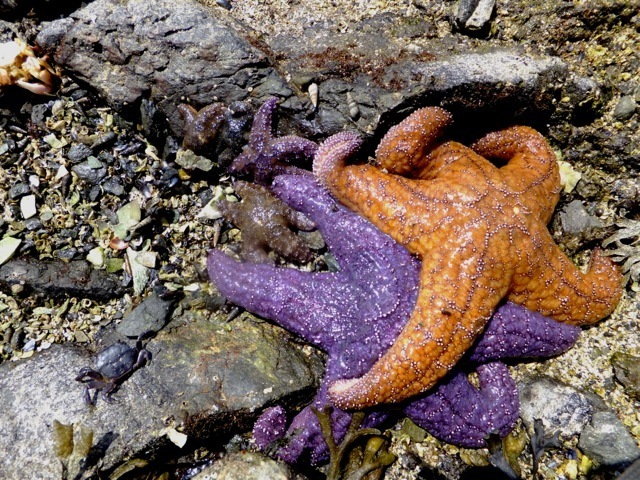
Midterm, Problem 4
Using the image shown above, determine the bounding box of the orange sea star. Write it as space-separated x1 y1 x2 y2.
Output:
313 107 623 409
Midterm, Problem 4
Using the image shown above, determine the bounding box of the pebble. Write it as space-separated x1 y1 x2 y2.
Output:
578 411 640 466
67 143 93 163
8 182 30 200
558 200 602 235
613 95 637 121
519 376 603 437
115 291 175 338
611 352 640 400
20 194 37 219
71 159 107 184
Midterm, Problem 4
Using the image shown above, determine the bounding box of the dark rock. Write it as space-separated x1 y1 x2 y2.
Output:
102 177 125 196
23 217 43 231
579 411 640 467
8 182 29 200
115 292 175 338
36 0 291 134
611 352 640 400
0 304 321 479
558 200 603 235
71 159 107 184
35 0 572 150
454 0 496 33
613 95 637 121
67 143 92 163
0 258 125 301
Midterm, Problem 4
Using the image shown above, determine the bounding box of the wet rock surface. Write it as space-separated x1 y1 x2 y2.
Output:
0 258 125 301
519 376 640 468
35 0 290 134
0 302 322 479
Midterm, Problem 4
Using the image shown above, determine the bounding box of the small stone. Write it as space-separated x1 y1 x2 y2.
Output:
116 292 175 337
175 148 215 172
612 95 637 121
578 411 640 466
519 376 605 437
558 200 602 235
20 194 37 220
71 159 107 184
67 143 92 163
0 236 21 266
86 247 105 267
558 160 582 194
611 352 640 400
103 177 125 196
8 182 30 200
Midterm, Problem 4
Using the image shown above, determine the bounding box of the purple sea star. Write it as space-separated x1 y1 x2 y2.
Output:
208 174 581 464
228 97 318 184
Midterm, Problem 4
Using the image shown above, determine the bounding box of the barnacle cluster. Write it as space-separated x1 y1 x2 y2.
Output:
0 38 58 94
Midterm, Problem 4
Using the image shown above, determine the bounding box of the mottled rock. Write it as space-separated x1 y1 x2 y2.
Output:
519 376 606 437
0 303 321 479
454 0 496 33
197 451 306 480
67 143 92 163
579 411 640 466
36 0 291 134
558 200 603 235
611 352 640 400
71 159 107 185
613 95 637 121
115 292 175 338
0 258 125 301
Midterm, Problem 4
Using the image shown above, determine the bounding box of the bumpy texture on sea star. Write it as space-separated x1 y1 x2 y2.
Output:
217 180 315 263
208 174 581 463
178 102 227 153
229 97 318 184
314 107 622 409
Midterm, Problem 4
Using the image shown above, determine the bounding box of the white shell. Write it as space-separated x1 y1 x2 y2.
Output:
308 83 319 108
347 92 359 119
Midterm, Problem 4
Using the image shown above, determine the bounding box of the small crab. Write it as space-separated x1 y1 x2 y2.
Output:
75 331 153 405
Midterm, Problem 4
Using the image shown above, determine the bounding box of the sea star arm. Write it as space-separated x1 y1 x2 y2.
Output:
509 229 623 325
229 97 317 183
403 362 518 447
177 103 227 152
375 107 453 177
471 126 561 224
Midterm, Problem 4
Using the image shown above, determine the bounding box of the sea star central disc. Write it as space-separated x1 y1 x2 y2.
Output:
313 107 622 409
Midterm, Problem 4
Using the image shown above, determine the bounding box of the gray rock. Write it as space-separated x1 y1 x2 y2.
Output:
197 451 306 480
36 0 292 134
613 95 637 121
8 182 29 200
67 143 92 163
0 258 124 301
558 200 603 235
35 0 571 147
0 304 321 479
454 0 496 32
579 411 640 466
115 292 175 337
71 159 107 185
518 376 606 437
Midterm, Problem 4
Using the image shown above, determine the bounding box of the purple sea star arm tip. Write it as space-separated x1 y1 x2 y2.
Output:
468 301 581 363
403 362 519 448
